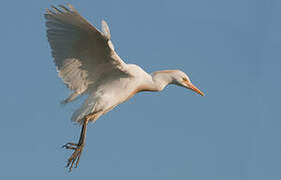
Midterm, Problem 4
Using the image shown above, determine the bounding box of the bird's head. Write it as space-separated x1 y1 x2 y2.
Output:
171 70 205 96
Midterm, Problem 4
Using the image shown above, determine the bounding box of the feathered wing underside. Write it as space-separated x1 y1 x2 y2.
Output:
44 4 128 103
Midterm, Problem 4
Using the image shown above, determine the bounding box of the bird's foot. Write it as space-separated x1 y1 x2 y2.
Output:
62 142 78 149
62 142 84 172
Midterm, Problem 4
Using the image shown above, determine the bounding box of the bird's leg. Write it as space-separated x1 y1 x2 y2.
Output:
62 117 89 172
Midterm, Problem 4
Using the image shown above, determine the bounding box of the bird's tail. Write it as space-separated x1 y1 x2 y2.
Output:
71 95 96 124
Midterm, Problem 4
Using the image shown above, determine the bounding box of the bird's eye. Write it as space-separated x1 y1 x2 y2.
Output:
182 77 187 81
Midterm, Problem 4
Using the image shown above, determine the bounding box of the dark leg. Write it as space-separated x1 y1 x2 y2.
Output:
62 118 89 172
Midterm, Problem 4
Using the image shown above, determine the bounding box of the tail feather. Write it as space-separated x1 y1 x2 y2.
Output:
71 95 96 123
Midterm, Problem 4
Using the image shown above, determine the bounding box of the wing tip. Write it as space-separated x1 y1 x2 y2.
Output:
45 7 54 15
45 4 76 15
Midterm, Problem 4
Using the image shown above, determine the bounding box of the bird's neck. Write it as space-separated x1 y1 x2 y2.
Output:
148 70 175 91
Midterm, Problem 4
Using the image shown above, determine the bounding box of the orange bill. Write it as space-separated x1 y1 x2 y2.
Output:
186 83 205 96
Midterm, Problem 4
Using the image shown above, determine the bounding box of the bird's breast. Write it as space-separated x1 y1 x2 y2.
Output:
94 75 150 113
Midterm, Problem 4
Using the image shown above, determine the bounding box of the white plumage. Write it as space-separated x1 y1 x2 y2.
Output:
45 4 204 171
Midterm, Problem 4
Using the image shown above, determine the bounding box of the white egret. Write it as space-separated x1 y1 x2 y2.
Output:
45 4 204 171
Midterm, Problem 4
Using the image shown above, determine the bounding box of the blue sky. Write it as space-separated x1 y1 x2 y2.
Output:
0 0 280 179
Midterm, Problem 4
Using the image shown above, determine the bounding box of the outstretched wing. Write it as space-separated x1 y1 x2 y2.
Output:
44 4 128 103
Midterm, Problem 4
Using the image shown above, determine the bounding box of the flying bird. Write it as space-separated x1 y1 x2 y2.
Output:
45 4 204 172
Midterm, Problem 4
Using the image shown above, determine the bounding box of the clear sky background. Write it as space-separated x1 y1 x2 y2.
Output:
0 0 280 179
